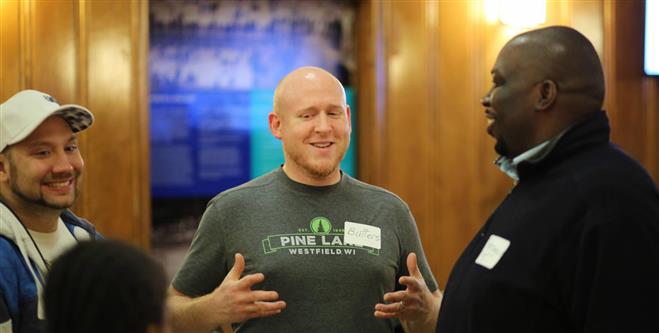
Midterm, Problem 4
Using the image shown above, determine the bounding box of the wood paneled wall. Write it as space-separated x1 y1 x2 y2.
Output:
604 0 659 180
2 0 655 281
1 0 150 248
357 0 658 287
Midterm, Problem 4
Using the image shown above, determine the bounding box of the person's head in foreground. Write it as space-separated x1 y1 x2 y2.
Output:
44 240 169 333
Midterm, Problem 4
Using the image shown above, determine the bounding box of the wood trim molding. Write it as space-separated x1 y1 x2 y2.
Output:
74 0 90 218
602 0 617 124
356 0 388 186
131 0 151 248
19 0 32 88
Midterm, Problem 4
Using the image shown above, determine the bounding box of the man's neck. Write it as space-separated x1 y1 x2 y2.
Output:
282 164 341 187
1 196 61 232
20 214 60 233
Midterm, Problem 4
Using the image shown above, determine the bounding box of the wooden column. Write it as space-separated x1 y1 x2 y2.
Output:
603 0 659 182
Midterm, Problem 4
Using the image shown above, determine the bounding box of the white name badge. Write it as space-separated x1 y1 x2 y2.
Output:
343 222 381 249
475 234 510 269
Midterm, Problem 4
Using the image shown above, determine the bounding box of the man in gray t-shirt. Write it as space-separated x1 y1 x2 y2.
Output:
167 66 442 333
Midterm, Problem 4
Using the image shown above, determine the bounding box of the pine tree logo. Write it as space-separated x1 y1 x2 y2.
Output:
310 217 332 234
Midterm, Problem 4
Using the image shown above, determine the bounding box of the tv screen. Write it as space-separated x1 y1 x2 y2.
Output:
645 0 658 76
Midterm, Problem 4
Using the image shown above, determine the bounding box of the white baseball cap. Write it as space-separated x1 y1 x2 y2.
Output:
0 90 94 152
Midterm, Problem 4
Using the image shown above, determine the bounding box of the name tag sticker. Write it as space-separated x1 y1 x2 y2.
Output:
475 234 510 269
344 222 381 249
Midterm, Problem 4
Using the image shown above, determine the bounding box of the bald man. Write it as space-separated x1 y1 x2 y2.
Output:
436 26 659 332
168 66 441 333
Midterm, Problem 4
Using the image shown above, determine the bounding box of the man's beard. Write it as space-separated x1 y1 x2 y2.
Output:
285 144 346 180
9 162 79 210
292 154 342 179
11 183 79 210
494 139 510 158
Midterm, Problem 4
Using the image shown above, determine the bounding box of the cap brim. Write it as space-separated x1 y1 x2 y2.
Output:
52 104 94 133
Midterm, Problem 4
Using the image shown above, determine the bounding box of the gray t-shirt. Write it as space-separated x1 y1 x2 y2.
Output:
173 168 438 333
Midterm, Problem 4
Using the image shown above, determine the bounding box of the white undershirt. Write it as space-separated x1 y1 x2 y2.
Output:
28 218 78 268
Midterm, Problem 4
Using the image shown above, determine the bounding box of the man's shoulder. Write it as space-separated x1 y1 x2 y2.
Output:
558 143 658 215
568 143 656 191
343 174 410 208
60 210 102 240
0 236 21 264
0 236 33 289
0 236 40 331
208 169 280 206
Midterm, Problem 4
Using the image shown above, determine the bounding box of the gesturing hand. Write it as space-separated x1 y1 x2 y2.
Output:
206 253 286 325
374 252 436 324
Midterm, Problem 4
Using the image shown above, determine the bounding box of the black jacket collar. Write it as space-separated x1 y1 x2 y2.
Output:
517 111 610 181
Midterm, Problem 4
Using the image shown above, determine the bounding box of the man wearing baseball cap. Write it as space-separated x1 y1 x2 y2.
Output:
0 90 102 333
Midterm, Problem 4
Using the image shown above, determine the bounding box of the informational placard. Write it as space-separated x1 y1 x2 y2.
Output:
149 1 356 198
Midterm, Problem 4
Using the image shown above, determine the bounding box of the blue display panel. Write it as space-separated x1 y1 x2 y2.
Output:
149 1 356 198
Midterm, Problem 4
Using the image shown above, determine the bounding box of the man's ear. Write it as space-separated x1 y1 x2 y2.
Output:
535 80 557 111
345 105 352 133
268 112 283 140
0 153 9 182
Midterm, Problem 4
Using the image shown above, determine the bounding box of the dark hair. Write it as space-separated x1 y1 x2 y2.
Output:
44 240 168 333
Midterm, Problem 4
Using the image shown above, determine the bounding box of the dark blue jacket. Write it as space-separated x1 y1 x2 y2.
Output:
0 203 101 333
437 111 659 333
